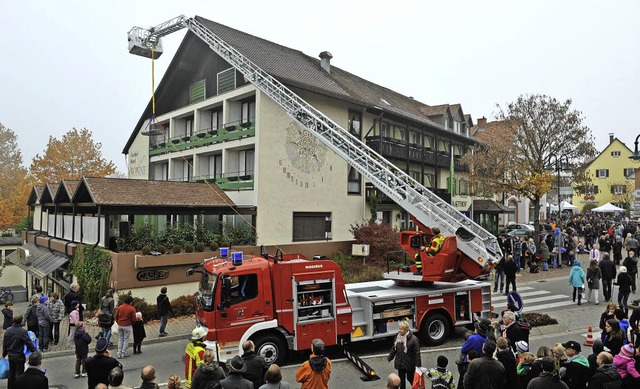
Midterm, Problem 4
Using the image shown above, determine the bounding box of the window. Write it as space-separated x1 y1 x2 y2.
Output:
410 171 421 182
397 128 406 142
380 122 390 138
459 180 469 195
210 109 222 131
348 111 361 137
347 167 361 194
611 151 621 157
410 131 421 145
208 154 222 179
293 212 331 241
185 118 193 137
424 136 434 150
624 168 635 177
228 274 259 305
239 149 255 175
596 169 609 178
425 173 435 188
611 185 627 195
454 121 461 134
241 98 256 124
578 185 599 194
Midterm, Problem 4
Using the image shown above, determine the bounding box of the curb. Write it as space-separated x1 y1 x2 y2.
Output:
42 333 191 359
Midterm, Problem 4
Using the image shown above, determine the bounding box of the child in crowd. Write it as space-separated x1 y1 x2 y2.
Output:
423 355 455 389
515 340 529 364
73 321 91 378
48 292 65 346
516 352 536 376
67 300 80 347
24 296 40 336
167 374 183 389
2 301 13 330
132 311 146 354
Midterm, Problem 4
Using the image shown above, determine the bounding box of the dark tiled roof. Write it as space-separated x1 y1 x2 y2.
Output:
79 177 234 208
125 16 460 153
420 104 450 117
55 180 80 203
27 186 45 205
41 183 60 204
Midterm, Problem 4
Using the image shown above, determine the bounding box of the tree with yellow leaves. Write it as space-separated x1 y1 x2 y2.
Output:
462 94 597 242
0 123 30 230
29 128 116 185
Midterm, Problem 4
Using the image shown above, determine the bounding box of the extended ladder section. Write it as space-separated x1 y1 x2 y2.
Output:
128 16 503 266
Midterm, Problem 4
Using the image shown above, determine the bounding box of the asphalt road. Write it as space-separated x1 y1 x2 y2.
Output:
0 276 610 389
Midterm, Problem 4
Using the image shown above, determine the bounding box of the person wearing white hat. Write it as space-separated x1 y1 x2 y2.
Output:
184 327 207 388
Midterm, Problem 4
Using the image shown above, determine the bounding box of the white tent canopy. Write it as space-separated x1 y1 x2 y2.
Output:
591 202 626 213
560 201 578 211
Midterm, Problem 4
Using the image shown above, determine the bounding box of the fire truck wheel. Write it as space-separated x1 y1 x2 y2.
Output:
420 313 450 346
253 334 286 366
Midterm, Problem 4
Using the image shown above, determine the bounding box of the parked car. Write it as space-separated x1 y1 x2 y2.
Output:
506 228 534 239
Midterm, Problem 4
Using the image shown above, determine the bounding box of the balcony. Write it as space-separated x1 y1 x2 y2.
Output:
365 137 467 171
188 172 255 191
150 119 255 156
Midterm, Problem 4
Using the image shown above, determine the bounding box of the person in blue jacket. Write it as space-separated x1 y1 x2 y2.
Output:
568 259 586 305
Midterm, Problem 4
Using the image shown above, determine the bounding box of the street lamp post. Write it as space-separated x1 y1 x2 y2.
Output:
547 154 570 217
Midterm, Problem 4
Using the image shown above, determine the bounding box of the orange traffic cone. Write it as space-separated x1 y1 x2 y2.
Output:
584 326 594 347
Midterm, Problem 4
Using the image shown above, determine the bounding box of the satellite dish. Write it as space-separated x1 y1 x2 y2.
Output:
507 291 524 313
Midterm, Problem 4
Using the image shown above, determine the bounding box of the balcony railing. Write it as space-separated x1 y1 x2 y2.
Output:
365 137 467 171
169 172 255 191
150 119 255 156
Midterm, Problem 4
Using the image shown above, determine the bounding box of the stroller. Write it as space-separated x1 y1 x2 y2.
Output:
525 252 539 273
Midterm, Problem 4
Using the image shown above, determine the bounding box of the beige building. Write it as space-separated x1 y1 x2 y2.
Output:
122 16 479 244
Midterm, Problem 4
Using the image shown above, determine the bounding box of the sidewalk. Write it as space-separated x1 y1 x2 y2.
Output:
0 303 196 358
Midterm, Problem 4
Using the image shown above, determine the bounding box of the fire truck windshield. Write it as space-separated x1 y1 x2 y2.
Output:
198 271 217 311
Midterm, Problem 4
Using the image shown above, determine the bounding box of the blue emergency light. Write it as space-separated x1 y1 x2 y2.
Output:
231 251 243 266
219 247 229 258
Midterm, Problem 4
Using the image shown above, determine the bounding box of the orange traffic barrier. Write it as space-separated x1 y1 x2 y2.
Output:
584 326 594 347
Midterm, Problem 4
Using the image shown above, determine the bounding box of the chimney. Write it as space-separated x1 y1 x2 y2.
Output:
319 51 333 73
609 133 614 143
477 116 487 128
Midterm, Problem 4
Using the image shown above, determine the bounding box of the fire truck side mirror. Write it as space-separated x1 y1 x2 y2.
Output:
221 276 232 308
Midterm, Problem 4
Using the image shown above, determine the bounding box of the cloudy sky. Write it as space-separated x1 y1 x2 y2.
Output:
1 1 639 173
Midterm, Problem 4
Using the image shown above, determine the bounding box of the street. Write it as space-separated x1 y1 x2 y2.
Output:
0 275 616 389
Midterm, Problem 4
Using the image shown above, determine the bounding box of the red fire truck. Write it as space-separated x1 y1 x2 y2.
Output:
187 245 492 366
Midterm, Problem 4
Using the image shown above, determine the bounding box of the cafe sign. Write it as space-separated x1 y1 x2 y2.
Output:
136 268 169 282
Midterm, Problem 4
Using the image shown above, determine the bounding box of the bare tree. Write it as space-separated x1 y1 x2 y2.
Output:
462 94 597 242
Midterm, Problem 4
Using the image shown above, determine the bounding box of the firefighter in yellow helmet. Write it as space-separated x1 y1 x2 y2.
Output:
184 327 207 388
414 227 445 275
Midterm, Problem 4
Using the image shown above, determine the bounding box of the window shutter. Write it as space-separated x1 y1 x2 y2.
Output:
217 68 236 95
189 80 206 104
595 170 600 178
606 170 609 177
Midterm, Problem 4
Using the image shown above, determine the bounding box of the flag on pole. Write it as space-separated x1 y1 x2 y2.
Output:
448 145 456 195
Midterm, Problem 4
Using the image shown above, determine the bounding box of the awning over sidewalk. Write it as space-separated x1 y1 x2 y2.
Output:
470 199 515 213
6 242 69 280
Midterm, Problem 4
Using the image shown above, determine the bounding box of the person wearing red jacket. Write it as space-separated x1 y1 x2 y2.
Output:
114 295 136 358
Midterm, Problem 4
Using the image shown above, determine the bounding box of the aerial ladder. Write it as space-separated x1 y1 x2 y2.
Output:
128 16 503 280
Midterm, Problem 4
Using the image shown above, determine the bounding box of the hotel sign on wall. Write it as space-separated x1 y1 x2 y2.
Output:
136 269 169 281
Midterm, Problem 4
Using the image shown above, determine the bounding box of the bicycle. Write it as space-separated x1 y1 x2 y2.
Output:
0 287 13 304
